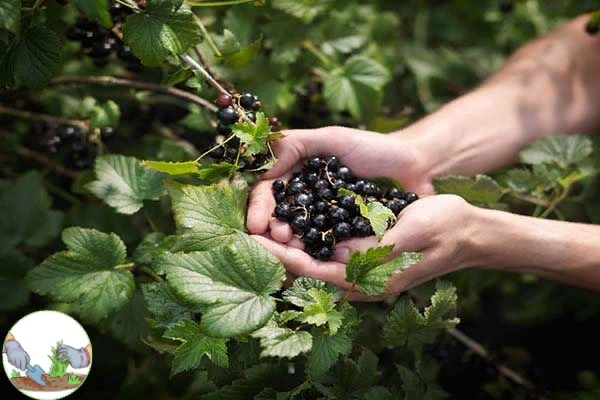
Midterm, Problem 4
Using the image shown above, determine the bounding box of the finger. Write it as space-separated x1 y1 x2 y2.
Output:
57 350 68 358
345 291 387 302
246 179 276 234
269 220 293 243
287 237 304 249
262 127 359 179
252 235 354 290
331 236 381 264
379 213 431 259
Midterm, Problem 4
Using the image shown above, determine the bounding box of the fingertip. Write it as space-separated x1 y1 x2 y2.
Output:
270 220 293 243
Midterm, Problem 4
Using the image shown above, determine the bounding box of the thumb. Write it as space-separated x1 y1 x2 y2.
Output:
379 215 429 259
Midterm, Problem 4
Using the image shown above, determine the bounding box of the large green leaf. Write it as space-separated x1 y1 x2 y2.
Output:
86 155 167 215
122 1 202 67
520 134 593 168
0 171 64 255
154 234 286 337
251 319 313 359
271 0 333 23
25 228 135 322
166 179 248 251
72 0 112 28
433 175 504 206
13 25 61 87
0 250 34 311
0 0 20 33
307 328 352 377
323 55 391 121
141 282 194 327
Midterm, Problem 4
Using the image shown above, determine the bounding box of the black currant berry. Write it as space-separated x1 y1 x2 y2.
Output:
45 135 61 152
330 207 349 223
344 183 356 192
354 180 366 194
499 2 514 13
303 227 320 244
272 180 285 193
338 196 355 210
336 166 353 181
326 156 339 171
226 147 238 159
210 146 225 160
322 232 334 247
117 44 137 63
304 172 318 186
306 157 322 171
251 100 262 111
296 193 314 206
274 203 292 222
56 124 84 142
314 201 328 214
388 199 408 215
29 120 49 136
216 94 233 107
331 180 344 190
314 179 329 191
363 183 378 196
332 222 352 239
66 26 85 41
275 192 286 203
353 218 371 237
89 40 113 58
387 188 403 198
218 107 239 125
311 214 327 229
317 188 334 201
287 181 305 195
268 116 280 127
316 246 333 261
404 192 419 203
291 216 308 235
240 93 256 109
217 122 232 135
100 126 115 142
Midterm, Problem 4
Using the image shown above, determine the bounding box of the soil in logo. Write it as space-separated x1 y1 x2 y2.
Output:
11 373 87 391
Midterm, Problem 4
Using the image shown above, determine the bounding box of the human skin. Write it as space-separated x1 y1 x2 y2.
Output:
246 14 600 299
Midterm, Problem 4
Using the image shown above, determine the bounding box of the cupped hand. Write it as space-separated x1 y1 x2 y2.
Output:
253 195 479 300
246 126 434 241
57 344 89 368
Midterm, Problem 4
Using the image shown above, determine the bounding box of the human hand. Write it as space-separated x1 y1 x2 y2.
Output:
246 126 434 242
253 195 478 300
3 340 30 371
57 344 89 368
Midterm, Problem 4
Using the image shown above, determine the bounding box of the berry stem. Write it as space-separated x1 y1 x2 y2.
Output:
139 266 165 282
46 76 219 113
195 134 236 161
180 54 230 96
301 40 333 69
192 15 222 58
0 105 87 129
234 141 242 165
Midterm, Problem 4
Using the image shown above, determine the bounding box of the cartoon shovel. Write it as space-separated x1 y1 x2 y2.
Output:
25 363 47 386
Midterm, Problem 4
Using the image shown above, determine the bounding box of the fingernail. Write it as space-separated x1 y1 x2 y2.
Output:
334 247 350 264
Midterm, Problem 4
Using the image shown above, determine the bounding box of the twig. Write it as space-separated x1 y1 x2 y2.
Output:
195 134 235 161
31 0 46 12
505 191 549 207
192 15 222 58
0 105 87 129
155 124 201 158
140 266 164 282
447 328 542 395
15 146 79 179
539 185 572 219
180 54 230 95
47 76 218 113
194 45 234 89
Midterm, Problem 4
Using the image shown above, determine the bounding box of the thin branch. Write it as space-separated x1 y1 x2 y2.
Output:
447 328 544 396
31 0 47 12
192 15 222 57
505 191 550 207
0 105 87 129
539 185 572 219
194 45 234 89
48 76 218 113
180 54 230 95
14 146 80 179
155 124 201 158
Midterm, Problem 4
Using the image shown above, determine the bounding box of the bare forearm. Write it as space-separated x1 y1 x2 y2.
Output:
398 13 600 179
470 208 600 290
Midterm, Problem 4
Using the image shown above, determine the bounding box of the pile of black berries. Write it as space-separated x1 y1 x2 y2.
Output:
65 1 142 71
209 92 282 170
272 156 419 261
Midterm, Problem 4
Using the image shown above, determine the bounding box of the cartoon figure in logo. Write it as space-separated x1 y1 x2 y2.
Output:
3 331 91 393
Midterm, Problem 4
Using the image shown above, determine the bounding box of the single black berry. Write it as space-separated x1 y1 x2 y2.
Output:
387 188 403 198
45 135 61 152
296 193 314 206
305 172 318 186
268 116 280 126
251 101 262 111
404 192 419 203
353 218 371 237
274 203 292 222
363 183 380 197
303 227 320 244
272 180 285 193
314 179 329 191
218 107 239 125
240 93 256 109
306 157 322 171
275 192 286 203
331 180 344 190
56 124 84 142
216 94 233 107
354 180 366 194
322 232 334 247
316 246 333 261
330 207 349 223
291 215 308 235
336 166 353 181
217 122 232 135
210 146 225 159
314 201 328 214
117 44 137 63
100 126 115 142
311 214 327 229
332 222 352 239
287 181 306 195
338 196 355 210
317 188 334 201
66 26 85 41
89 40 113 58
344 183 356 192
326 156 340 171
388 199 408 215
499 2 514 13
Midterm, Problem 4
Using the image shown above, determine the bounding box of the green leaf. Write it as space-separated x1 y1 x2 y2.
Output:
296 289 343 335
397 365 426 399
0 250 34 311
141 282 194 327
323 55 391 121
122 2 202 67
282 277 343 308
307 328 352 377
142 160 200 176
106 289 151 351
153 234 286 337
86 155 167 214
88 100 121 130
359 201 395 240
166 179 247 251
133 232 166 264
423 281 459 324
195 163 241 182
25 228 135 322
345 246 423 296
73 0 112 28
520 134 593 168
271 0 333 23
0 0 20 33
0 171 64 254
251 320 312 359
221 35 262 69
506 169 537 193
362 387 396 400
433 175 504 206
164 320 229 376
232 112 271 157
13 25 61 87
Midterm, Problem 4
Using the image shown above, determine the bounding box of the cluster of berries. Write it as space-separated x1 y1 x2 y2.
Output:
65 2 142 71
272 156 419 261
26 120 115 170
209 92 282 170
